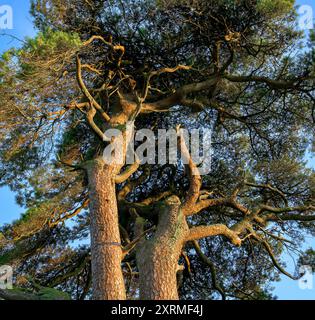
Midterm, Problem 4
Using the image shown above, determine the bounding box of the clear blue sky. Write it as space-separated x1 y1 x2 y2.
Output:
0 0 314 300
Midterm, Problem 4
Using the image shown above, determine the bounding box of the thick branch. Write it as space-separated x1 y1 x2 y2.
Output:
177 126 202 215
188 196 250 216
86 105 105 140
138 191 173 206
186 224 242 246
141 71 313 113
115 158 140 184
82 35 125 66
141 76 219 113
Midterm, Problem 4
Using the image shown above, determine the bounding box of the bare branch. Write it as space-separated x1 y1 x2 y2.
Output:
76 55 110 122
81 63 102 75
224 73 313 90
192 240 226 300
251 232 298 280
258 204 315 216
245 181 288 206
82 35 125 64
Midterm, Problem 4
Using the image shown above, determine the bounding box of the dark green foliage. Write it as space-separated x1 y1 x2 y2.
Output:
0 0 314 300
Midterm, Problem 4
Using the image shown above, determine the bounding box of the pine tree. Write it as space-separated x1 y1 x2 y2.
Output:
0 0 314 300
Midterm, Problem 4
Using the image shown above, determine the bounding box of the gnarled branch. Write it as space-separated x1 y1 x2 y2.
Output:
177 126 202 216
86 105 105 140
115 156 140 184
76 55 110 122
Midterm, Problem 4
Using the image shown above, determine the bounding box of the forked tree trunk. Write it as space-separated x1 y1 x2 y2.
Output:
86 157 126 300
137 196 189 300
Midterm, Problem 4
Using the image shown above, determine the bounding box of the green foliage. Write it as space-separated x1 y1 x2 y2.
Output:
0 0 313 301
298 248 315 273
11 203 51 235
14 29 81 77
20 28 82 56
158 0 295 18
0 49 15 80
3 285 71 300
0 242 25 265
37 287 71 300
256 0 295 16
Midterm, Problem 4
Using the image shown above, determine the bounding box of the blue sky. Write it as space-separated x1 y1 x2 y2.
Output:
0 0 314 300
0 1 35 51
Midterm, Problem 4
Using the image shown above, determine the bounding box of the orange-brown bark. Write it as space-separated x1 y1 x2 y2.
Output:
86 158 126 300
136 196 189 300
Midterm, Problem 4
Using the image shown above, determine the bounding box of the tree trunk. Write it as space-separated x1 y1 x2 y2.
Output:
137 196 189 300
86 157 126 300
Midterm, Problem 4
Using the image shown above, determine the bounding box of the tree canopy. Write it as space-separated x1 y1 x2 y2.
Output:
0 0 314 300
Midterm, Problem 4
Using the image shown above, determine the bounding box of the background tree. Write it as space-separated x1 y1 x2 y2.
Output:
0 0 314 300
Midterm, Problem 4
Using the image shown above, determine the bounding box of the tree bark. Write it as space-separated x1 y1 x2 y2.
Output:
86 157 126 300
137 196 189 300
